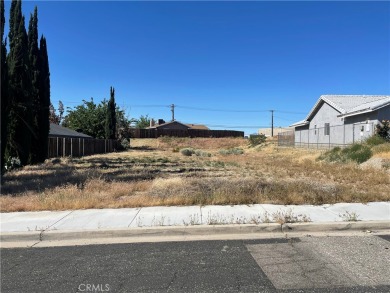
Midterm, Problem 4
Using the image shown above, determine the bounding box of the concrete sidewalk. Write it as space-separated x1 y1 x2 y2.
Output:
1 202 389 244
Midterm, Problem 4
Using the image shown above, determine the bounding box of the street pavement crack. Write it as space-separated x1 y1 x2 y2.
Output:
166 271 178 291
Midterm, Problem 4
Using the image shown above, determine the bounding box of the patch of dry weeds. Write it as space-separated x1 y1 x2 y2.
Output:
1 138 389 212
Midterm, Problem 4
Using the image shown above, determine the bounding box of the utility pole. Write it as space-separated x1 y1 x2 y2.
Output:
270 110 274 137
171 104 175 122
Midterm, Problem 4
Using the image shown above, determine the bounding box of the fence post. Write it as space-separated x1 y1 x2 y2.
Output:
307 129 309 149
79 138 81 157
71 138 73 157
63 138 66 157
343 124 345 146
56 137 59 157
299 130 301 148
329 129 330 149
83 139 85 156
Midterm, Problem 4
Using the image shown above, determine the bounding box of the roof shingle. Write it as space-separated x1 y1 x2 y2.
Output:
49 123 92 138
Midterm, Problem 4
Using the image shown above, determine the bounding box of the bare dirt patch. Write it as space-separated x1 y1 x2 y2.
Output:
1 137 389 212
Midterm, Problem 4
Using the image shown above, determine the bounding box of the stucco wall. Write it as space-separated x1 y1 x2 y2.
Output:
309 102 343 128
307 102 344 145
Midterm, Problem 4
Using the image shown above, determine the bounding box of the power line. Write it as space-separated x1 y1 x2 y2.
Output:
51 100 306 114
273 116 298 122
203 124 270 129
275 110 306 115
175 105 269 113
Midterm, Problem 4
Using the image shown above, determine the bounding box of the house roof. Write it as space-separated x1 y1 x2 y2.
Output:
185 124 210 130
290 95 390 127
290 119 309 127
147 121 187 129
49 123 92 138
148 121 210 130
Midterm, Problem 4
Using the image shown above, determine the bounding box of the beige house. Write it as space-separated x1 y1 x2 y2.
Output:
258 127 293 137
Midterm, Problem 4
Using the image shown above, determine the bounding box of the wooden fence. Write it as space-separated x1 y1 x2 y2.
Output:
48 137 121 158
129 128 244 138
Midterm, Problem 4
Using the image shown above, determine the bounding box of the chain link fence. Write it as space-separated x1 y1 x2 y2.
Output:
278 122 376 149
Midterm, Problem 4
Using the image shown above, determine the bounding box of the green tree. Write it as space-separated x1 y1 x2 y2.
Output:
6 0 33 165
63 98 107 139
64 98 132 140
116 107 134 141
1 0 8 172
105 87 116 139
38 35 50 162
58 100 64 124
135 115 151 129
27 7 40 163
49 103 59 124
49 101 63 125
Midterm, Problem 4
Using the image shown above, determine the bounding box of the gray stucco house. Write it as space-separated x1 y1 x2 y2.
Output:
290 95 390 147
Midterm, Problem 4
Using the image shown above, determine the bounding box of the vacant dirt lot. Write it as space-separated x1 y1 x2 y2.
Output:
1 137 389 212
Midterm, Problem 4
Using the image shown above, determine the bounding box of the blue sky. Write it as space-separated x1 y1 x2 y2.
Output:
4 1 390 135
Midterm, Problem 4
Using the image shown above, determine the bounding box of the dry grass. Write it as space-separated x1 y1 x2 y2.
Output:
1 137 389 212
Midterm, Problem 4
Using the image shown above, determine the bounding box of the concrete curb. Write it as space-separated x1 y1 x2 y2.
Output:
1 231 42 242
280 220 390 232
1 221 389 243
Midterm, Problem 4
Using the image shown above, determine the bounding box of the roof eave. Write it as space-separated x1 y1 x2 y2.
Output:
290 121 309 128
306 96 345 121
339 101 390 118
338 108 372 118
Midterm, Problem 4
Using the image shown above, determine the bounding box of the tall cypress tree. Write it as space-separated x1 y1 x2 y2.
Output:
38 35 50 161
28 7 40 163
7 0 33 165
1 0 8 172
105 87 116 139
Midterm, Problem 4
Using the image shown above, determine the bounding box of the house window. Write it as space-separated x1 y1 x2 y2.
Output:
324 123 330 136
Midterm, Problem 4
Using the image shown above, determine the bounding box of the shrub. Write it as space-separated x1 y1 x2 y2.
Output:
318 144 372 164
318 147 344 163
180 148 195 156
376 120 390 141
194 150 212 157
342 144 372 164
365 135 386 146
219 148 244 155
205 161 225 168
4 157 22 171
121 138 130 149
248 134 266 147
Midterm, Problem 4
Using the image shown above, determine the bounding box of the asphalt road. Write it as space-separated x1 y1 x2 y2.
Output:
1 235 390 293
